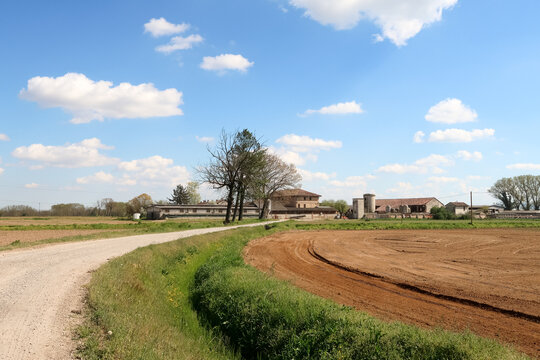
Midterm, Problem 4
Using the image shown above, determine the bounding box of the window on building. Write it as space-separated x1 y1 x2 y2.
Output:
193 209 198 213
304 204 306 208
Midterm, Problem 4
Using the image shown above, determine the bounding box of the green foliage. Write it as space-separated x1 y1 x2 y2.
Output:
430 206 456 220
191 226 527 360
320 199 350 216
168 184 190 205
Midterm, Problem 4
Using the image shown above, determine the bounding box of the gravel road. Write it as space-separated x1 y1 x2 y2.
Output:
0 222 273 360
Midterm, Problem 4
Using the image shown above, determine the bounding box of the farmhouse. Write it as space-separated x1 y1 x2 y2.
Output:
269 189 338 219
446 201 469 215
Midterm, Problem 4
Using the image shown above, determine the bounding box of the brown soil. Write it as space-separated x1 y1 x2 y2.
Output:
244 229 540 357
0 216 132 226
0 230 122 246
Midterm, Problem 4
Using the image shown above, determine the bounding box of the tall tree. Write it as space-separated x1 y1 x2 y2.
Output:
198 129 262 223
488 177 517 210
186 181 202 204
250 153 302 219
168 184 190 205
320 199 349 217
127 193 153 215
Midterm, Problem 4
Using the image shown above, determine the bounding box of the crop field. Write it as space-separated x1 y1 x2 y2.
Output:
0 216 262 250
244 228 540 357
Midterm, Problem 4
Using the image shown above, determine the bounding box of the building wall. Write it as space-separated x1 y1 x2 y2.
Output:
271 195 319 208
446 204 469 215
426 198 444 213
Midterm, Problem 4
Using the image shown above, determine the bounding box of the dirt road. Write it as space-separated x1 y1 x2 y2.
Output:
244 229 540 357
0 222 273 360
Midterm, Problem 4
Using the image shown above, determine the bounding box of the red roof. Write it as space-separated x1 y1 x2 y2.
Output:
447 202 468 207
375 197 442 208
272 189 321 197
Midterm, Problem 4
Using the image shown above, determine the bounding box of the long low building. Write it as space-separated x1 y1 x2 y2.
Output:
146 203 259 220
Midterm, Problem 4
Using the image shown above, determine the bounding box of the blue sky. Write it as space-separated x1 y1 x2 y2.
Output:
1 0 539 209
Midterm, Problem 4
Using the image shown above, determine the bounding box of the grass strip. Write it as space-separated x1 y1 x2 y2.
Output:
76 228 265 359
191 224 529 360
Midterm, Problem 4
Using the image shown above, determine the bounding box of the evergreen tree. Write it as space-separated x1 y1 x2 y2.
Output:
168 184 190 205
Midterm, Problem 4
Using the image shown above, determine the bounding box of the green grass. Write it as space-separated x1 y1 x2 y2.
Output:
79 221 531 359
292 218 540 230
77 229 249 360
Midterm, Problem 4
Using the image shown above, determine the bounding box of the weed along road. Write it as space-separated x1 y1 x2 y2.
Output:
0 222 276 360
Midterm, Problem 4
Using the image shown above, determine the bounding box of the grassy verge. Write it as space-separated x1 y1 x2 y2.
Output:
79 221 531 359
0 218 264 252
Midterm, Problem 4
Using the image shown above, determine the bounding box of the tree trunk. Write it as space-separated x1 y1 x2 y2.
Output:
238 187 246 221
224 185 235 224
232 188 240 222
261 199 271 219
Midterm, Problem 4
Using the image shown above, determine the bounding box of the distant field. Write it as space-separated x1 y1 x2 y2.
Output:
0 216 263 251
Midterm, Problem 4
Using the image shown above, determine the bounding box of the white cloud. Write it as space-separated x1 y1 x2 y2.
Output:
506 163 540 171
196 136 214 143
24 183 40 188
289 0 457 46
377 154 453 174
20 73 183 124
0 168 4 175
428 128 495 143
77 155 190 188
200 54 254 73
268 147 310 166
428 176 459 183
144 18 189 37
425 98 477 124
118 156 190 187
0 133 10 141
298 168 337 181
303 100 363 116
76 171 116 185
12 138 118 168
457 150 483 161
413 131 425 143
156 34 204 53
276 134 342 152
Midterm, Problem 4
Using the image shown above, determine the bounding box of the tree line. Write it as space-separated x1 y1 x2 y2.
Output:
488 175 540 210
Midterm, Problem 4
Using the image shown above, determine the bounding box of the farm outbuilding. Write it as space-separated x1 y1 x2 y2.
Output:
446 201 469 215
375 197 444 214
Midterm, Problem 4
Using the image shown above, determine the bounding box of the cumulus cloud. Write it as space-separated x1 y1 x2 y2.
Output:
303 100 363 116
0 168 4 175
270 134 341 166
77 155 190 188
24 183 40 188
156 34 204 53
428 128 495 143
144 18 190 37
200 54 254 73
276 134 342 152
413 131 425 143
387 182 414 195
425 98 477 124
12 138 118 168
20 73 183 124
457 150 483 161
298 168 337 181
196 136 214 143
377 154 453 174
289 0 457 46
0 133 10 141
506 163 540 170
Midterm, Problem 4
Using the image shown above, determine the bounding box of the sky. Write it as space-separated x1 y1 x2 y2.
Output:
0 0 539 209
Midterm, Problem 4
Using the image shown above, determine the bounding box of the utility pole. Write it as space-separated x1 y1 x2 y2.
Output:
470 191 473 225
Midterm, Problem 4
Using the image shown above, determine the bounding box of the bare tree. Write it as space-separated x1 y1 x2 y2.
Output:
489 175 540 210
198 129 262 223
250 153 302 219
488 177 517 210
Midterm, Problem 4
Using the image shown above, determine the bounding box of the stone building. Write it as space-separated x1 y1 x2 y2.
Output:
146 203 259 220
375 197 444 214
445 201 469 215
269 189 337 219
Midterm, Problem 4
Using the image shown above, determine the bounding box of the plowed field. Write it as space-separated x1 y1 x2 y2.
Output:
244 229 540 357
